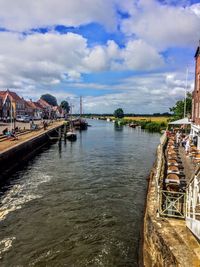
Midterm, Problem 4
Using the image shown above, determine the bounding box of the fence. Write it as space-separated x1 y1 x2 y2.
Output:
186 170 200 241
159 190 186 218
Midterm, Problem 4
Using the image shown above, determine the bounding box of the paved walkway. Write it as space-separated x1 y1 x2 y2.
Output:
179 146 196 182
0 121 64 153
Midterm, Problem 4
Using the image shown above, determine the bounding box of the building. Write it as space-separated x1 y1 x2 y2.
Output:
26 100 43 119
191 43 200 148
37 98 53 119
0 90 26 119
52 106 63 118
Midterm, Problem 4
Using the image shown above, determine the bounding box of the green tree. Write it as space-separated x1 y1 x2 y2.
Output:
60 100 70 113
169 92 192 120
41 94 58 106
114 108 124 118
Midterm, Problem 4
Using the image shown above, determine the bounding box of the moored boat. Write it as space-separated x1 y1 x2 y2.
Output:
129 123 138 128
66 131 77 141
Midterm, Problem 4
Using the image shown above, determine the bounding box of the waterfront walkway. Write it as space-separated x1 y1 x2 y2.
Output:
0 121 64 153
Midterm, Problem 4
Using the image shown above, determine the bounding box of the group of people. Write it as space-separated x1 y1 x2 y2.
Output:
175 131 191 155
2 127 18 140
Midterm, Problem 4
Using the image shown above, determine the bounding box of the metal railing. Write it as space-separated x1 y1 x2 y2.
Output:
159 190 186 218
186 170 200 241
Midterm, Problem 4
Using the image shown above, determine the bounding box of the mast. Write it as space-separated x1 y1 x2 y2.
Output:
80 96 82 117
10 100 13 130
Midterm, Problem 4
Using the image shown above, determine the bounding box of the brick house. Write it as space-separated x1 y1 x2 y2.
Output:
37 98 53 119
26 100 43 119
191 43 200 148
0 90 26 119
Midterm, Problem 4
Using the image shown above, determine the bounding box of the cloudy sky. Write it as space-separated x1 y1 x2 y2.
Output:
0 0 199 113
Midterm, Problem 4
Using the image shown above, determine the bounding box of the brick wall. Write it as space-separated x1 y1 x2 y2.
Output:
192 47 200 125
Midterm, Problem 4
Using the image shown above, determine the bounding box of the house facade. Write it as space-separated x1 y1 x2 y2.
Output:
0 90 26 119
37 98 53 119
191 43 200 148
26 100 43 119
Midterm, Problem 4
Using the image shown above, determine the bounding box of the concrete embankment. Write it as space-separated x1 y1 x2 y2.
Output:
0 122 63 179
142 141 200 266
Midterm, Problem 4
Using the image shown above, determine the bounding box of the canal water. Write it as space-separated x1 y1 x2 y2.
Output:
0 120 160 267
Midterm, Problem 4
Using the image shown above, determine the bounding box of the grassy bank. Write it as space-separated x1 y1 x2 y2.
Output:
114 117 168 132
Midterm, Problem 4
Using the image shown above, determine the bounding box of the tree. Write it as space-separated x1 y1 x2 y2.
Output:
60 100 70 113
169 92 192 120
41 94 58 106
114 108 124 118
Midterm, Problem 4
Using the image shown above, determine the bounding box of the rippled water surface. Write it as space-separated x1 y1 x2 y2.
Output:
0 120 160 267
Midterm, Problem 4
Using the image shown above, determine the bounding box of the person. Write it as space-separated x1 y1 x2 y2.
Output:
176 131 181 146
182 136 187 148
43 121 47 130
193 136 198 147
2 127 8 135
185 137 190 155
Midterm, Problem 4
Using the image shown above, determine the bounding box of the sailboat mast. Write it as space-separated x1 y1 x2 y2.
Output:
80 96 82 117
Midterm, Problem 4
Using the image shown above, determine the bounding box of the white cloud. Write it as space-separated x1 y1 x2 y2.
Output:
120 39 164 70
0 0 198 113
0 0 117 31
0 31 165 92
121 0 200 50
65 71 193 113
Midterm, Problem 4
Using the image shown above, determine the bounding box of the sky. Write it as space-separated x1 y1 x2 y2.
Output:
0 0 200 114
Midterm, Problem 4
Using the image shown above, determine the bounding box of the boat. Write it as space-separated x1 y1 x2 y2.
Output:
72 118 88 130
129 123 138 128
66 103 77 141
71 97 88 130
66 131 77 141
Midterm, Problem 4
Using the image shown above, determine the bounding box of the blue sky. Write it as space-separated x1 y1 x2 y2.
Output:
0 0 199 113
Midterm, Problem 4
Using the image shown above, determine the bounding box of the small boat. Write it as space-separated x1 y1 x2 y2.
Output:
129 123 138 128
66 131 77 141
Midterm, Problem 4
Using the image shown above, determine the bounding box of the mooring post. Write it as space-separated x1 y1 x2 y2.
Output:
58 127 62 140
64 124 67 136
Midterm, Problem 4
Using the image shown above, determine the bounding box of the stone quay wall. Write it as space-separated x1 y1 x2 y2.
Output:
0 125 61 180
142 135 200 267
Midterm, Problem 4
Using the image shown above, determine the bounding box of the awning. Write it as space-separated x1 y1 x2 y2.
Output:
168 117 191 125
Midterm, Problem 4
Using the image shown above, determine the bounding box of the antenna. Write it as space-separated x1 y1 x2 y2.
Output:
184 68 188 118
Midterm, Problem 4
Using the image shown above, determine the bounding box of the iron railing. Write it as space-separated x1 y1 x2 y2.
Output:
186 171 200 241
159 190 186 218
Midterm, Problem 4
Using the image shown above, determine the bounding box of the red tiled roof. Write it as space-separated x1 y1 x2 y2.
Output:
0 90 23 103
26 101 43 110
37 98 52 108
26 101 36 109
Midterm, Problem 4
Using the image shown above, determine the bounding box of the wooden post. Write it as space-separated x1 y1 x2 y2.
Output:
58 127 62 140
64 124 67 136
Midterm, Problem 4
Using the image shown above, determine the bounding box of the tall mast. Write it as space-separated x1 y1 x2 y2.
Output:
80 96 82 117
